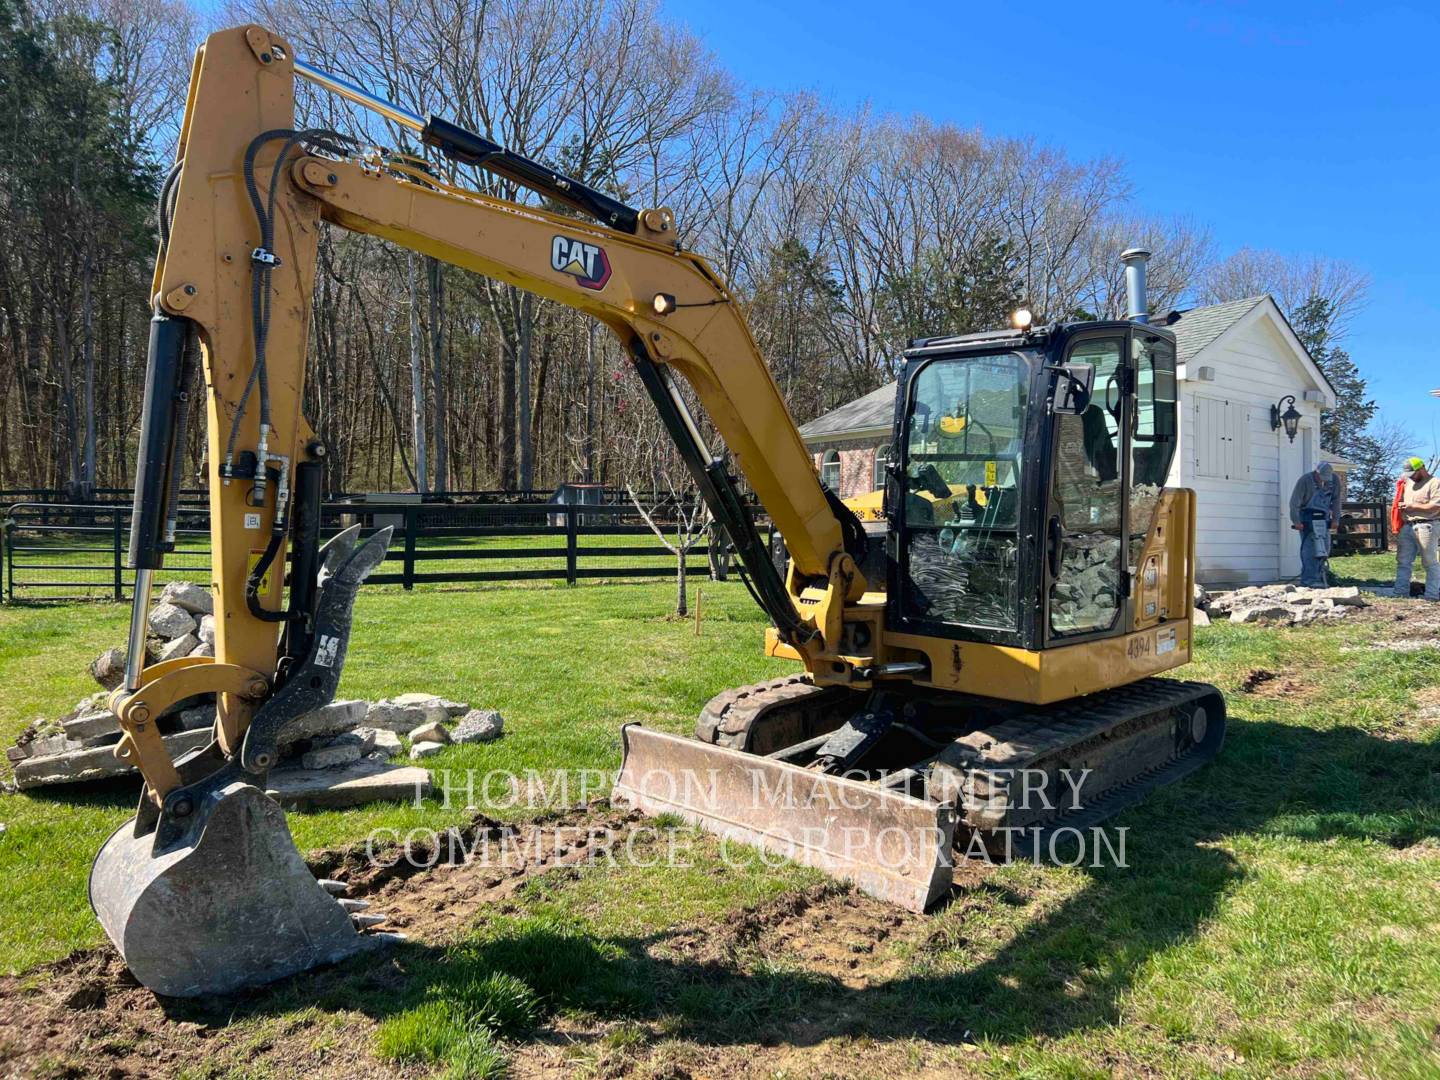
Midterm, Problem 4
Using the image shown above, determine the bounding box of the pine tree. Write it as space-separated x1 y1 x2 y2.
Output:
1289 295 1375 457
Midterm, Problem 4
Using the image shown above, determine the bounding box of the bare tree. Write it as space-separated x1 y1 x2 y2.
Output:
1199 248 1371 336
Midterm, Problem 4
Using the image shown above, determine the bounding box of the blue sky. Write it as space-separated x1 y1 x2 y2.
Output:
669 0 1440 453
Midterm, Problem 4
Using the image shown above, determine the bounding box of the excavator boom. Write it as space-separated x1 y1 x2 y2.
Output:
93 24 872 995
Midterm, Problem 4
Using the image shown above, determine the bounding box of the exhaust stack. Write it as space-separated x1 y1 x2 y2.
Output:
1121 247 1152 324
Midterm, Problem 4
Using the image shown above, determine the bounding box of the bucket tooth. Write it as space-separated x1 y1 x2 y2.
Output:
90 782 383 997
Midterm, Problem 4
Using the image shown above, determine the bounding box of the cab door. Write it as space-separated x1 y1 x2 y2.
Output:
1043 331 1131 644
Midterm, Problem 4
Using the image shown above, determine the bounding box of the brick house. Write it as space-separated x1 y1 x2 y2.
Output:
798 296 1351 585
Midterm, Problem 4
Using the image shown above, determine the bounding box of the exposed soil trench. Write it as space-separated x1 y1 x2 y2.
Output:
0 806 950 1078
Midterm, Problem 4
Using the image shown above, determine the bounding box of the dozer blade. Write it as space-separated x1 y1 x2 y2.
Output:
613 724 956 912
90 780 377 997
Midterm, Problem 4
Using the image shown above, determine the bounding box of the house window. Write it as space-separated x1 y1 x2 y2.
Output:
821 449 840 491
873 445 890 490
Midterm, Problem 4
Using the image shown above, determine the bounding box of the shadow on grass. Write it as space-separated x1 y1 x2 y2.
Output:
146 714 1438 1053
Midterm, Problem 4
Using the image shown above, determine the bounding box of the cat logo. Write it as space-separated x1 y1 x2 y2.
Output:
550 235 612 290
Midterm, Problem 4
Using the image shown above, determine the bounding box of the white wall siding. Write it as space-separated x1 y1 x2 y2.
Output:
1178 311 1323 585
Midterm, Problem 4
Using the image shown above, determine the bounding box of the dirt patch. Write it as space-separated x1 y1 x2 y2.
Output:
1343 596 1440 643
1239 668 1313 699
0 949 405 1079
655 881 928 992
0 807 638 1079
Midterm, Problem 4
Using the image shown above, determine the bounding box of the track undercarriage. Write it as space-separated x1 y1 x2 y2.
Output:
614 674 1225 911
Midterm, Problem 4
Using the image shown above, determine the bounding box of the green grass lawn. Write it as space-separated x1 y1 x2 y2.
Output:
1 556 1438 1078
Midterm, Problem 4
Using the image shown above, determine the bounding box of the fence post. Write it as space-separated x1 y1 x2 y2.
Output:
2 515 11 603
403 506 416 591
1379 502 1389 553
565 503 578 585
112 510 124 602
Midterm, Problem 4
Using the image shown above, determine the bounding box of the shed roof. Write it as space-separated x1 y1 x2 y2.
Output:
1168 295 1266 361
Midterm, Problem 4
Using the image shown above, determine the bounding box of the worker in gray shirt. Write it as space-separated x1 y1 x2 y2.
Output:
1289 462 1340 587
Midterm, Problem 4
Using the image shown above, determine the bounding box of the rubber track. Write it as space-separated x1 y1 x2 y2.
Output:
694 675 1225 849
695 675 851 751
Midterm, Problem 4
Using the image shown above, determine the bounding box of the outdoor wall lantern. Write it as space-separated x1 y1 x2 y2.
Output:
1270 395 1302 442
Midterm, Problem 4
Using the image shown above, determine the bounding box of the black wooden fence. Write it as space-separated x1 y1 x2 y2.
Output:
1337 501 1389 555
2 499 748 602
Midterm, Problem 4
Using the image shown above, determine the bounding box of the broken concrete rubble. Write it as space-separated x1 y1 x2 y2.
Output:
453 709 504 744
14 729 212 788
391 692 468 718
1211 584 1366 627
274 699 367 750
300 733 367 771
407 720 450 745
88 647 127 691
410 740 445 760
158 632 199 662
147 602 196 640
265 758 432 809
159 580 213 615
367 729 402 758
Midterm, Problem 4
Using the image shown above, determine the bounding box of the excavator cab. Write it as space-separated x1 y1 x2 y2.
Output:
889 322 1180 648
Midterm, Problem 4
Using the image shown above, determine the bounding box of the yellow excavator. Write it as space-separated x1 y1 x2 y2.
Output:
90 25 1224 996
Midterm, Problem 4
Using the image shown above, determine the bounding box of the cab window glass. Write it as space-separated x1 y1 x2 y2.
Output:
1129 335 1178 566
899 352 1028 631
1049 337 1124 636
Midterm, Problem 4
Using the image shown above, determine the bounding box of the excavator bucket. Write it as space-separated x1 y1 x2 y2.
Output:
90 782 379 997
89 526 396 997
613 725 957 912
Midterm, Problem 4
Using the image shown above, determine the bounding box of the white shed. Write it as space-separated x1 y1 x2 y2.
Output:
1166 295 1337 585
799 294 1338 587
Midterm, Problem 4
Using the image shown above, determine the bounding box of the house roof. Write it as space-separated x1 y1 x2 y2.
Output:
797 382 897 441
799 295 1337 445
1168 295 1266 362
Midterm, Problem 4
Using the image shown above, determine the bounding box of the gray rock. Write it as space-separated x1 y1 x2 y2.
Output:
1192 608 1210 627
407 720 450 745
367 729 402 758
158 632 199 662
17 732 74 759
1230 604 1294 624
15 728 212 788
409 740 445 760
148 602 197 640
198 614 216 646
160 580 213 615
275 699 367 750
178 703 217 731
89 647 127 690
265 759 433 809
62 707 120 743
364 700 435 733
301 734 366 770
1312 586 1365 606
453 709 504 744
189 640 215 658
388 693 465 724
